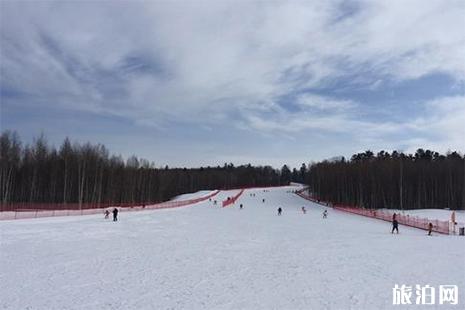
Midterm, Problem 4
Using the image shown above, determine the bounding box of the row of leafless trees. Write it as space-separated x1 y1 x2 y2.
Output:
1 131 288 209
306 150 465 210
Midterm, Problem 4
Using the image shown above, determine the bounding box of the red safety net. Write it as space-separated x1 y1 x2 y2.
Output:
332 205 450 234
295 188 330 207
222 189 245 207
295 188 451 235
0 190 220 221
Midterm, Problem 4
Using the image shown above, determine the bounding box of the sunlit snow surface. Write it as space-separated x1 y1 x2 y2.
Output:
1 186 464 310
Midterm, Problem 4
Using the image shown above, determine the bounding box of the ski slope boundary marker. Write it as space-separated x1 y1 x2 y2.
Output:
0 190 220 221
222 189 245 207
295 188 453 235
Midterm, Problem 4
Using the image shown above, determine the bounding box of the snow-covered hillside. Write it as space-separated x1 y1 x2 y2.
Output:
171 190 218 201
1 186 463 310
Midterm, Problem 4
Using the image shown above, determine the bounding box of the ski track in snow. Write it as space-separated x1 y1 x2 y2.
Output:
1 186 464 310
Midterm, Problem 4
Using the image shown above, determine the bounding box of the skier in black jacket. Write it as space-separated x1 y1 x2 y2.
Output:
391 213 399 233
113 208 119 222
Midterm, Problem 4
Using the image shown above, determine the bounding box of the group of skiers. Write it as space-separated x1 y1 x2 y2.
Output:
237 201 433 235
236 199 435 235
276 206 328 217
104 208 118 221
236 192 329 218
392 213 434 235
101 191 436 236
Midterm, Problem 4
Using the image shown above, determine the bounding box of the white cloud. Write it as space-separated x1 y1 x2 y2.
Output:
409 96 465 152
1 0 464 164
2 0 464 121
297 94 356 110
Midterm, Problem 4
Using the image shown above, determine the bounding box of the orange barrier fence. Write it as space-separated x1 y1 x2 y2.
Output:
222 189 245 207
295 188 332 207
0 190 220 221
332 205 450 234
295 188 454 235
1 202 130 212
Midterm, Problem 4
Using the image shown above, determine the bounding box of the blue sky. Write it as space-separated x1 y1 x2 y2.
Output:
1 0 464 168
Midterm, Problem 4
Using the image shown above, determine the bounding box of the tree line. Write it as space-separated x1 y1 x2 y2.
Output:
4 130 462 211
306 150 465 210
0 131 291 210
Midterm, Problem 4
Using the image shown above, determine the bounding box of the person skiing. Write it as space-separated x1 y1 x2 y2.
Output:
104 210 110 219
391 213 399 234
323 209 328 218
301 207 306 214
428 222 433 236
278 207 282 215
262 198 265 203
240 204 243 210
112 208 118 222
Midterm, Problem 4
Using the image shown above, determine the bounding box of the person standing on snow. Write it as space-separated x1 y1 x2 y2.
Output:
240 204 243 210
391 213 399 234
112 208 119 222
428 222 433 236
278 207 282 216
104 210 110 219
323 209 328 218
301 207 306 214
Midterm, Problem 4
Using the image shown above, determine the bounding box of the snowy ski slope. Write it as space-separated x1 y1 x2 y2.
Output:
1 186 464 309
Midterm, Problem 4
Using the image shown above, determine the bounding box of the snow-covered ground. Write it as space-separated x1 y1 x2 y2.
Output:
1 186 464 310
171 190 217 201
